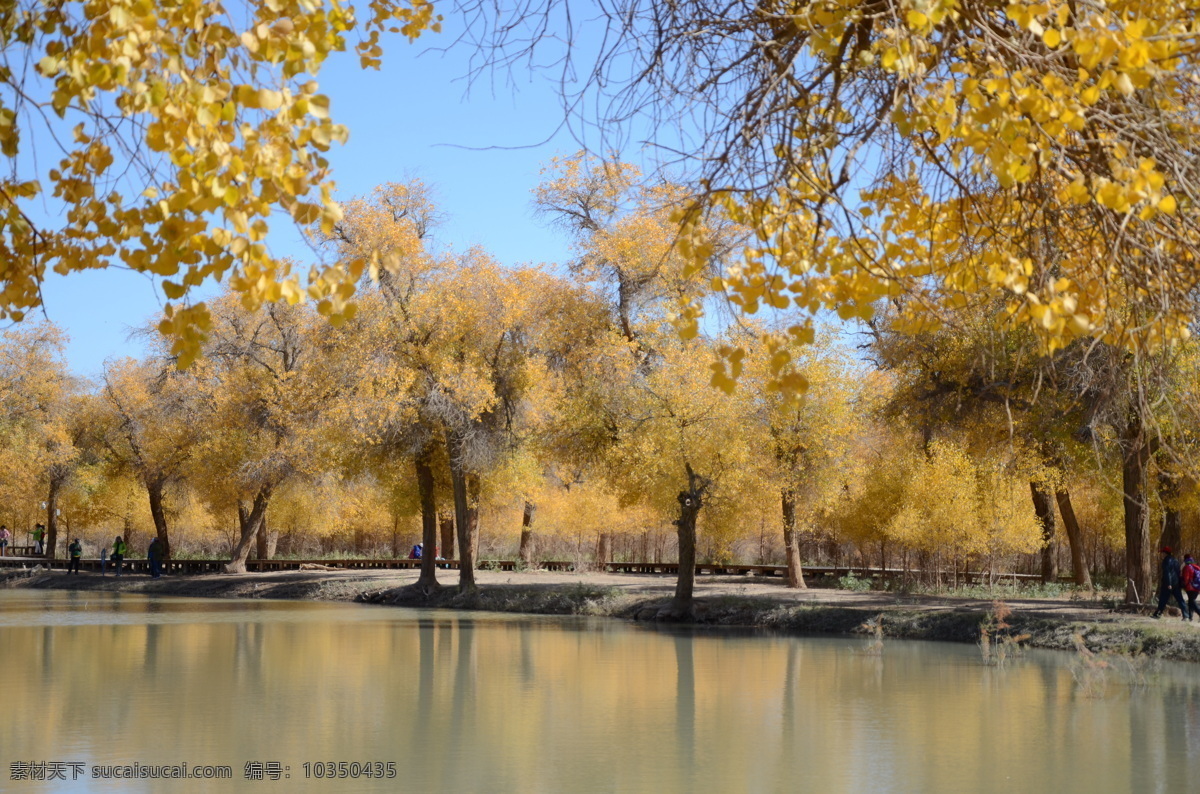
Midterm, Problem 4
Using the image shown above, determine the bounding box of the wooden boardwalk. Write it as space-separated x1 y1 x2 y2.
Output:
0 554 1058 583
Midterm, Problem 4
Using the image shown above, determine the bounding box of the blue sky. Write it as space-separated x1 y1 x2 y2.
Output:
39 26 611 378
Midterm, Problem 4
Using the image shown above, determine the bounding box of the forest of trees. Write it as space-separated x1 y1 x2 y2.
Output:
0 0 1198 622
5 156 1200 618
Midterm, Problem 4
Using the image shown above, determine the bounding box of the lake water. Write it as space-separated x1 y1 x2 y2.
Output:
0 590 1195 792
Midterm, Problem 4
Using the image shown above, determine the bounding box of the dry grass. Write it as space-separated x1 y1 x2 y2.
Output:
979 601 1031 667
857 614 885 655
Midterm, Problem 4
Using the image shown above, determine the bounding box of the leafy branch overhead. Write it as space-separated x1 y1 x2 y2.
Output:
8 0 1200 393
512 0 1200 392
0 0 440 365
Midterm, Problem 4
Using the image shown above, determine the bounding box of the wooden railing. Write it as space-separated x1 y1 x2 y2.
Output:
0 555 1064 583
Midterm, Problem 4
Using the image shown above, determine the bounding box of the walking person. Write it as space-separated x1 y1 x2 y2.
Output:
1183 555 1200 623
67 538 83 575
0 525 9 557
111 535 127 577
1153 546 1190 621
32 523 45 555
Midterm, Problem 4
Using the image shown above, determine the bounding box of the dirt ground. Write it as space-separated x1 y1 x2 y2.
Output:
0 564 1111 610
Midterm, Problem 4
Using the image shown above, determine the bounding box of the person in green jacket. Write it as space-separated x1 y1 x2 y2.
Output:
68 538 83 575
112 535 127 577
32 523 45 555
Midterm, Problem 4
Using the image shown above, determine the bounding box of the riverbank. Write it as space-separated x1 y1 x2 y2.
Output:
4 565 1199 662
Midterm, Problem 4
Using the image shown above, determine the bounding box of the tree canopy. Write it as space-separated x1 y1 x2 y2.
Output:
0 0 440 364
0 171 1194 612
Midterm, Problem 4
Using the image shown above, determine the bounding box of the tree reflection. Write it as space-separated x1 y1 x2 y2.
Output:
674 633 695 772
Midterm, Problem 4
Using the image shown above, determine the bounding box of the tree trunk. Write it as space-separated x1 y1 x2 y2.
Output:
781 488 807 589
469 487 480 563
452 472 477 591
1157 470 1183 557
666 464 710 619
1122 414 1152 604
596 532 611 565
518 501 536 566
278 526 296 557
1161 507 1183 554
1054 489 1092 589
439 514 455 561
226 486 272 573
123 516 134 563
415 447 440 591
255 513 269 560
45 477 61 560
449 440 478 592
147 478 172 561
1030 482 1057 583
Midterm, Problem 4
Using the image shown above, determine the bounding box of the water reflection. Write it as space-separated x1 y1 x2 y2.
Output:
675 634 695 777
0 591 1197 792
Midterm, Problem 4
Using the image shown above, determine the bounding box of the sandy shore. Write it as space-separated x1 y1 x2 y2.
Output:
4 565 1199 662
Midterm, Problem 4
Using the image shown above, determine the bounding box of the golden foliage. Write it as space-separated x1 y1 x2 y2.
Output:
667 0 1200 392
885 441 1042 557
0 0 441 365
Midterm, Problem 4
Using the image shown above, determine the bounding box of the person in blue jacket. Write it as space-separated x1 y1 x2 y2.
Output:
1153 547 1190 621
147 537 163 579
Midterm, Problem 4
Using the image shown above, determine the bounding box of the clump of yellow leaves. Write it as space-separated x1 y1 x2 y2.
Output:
673 0 1200 394
0 0 441 366
885 441 1043 558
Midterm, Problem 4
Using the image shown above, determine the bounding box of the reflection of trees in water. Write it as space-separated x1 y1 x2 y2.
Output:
413 620 435 749
437 616 454 663
1185 693 1200 767
12 600 1200 789
40 624 53 680
674 634 695 774
782 640 799 751
142 622 160 676
450 618 477 741
1129 692 1160 793
234 621 266 691
519 625 535 687
1146 677 1200 793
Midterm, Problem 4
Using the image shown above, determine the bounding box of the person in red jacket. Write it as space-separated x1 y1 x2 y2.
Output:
1183 554 1200 623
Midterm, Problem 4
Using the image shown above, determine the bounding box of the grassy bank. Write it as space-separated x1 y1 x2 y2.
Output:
4 566 1198 663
